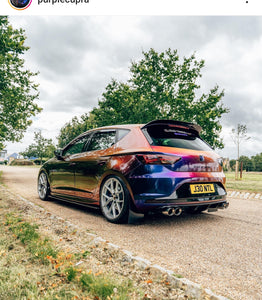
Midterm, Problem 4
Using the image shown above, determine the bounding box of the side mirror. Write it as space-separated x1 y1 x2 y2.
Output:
54 149 63 160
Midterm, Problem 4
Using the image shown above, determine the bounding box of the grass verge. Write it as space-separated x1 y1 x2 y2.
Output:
0 212 137 300
225 172 262 193
0 168 193 300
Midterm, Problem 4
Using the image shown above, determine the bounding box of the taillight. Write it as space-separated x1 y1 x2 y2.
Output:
136 154 181 165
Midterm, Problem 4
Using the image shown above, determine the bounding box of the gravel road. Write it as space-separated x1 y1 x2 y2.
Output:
1 165 261 300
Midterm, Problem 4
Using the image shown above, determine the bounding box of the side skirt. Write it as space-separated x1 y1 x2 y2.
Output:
50 193 100 210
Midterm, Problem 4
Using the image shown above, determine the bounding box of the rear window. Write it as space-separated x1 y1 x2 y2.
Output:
144 125 212 151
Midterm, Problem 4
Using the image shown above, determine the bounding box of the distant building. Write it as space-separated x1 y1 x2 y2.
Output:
7 153 19 160
0 150 7 164
0 149 7 158
7 153 20 163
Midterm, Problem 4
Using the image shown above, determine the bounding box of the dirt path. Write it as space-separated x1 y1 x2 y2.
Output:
1 165 262 299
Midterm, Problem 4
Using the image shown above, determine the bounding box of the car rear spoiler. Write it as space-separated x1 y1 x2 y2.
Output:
141 120 202 135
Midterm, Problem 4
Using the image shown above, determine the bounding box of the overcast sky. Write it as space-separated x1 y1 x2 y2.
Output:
6 16 262 159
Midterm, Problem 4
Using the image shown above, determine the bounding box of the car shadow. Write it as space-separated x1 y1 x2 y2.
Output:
49 196 223 227
144 210 222 225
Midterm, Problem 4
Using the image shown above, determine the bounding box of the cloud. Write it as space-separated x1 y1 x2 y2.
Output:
6 16 262 158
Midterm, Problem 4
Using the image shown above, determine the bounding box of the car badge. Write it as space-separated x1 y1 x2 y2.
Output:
199 155 205 162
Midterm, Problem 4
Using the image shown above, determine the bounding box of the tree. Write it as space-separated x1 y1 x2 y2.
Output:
239 155 253 172
250 153 262 172
231 124 250 160
57 113 96 148
229 159 236 170
21 130 55 164
0 16 41 150
92 49 228 149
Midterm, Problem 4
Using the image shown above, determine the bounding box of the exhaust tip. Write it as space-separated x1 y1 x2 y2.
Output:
162 207 182 217
174 207 182 216
162 208 174 216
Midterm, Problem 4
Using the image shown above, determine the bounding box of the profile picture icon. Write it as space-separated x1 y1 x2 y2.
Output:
9 0 31 9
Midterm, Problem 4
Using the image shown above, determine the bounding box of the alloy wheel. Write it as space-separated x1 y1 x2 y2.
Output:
100 177 128 222
38 172 49 200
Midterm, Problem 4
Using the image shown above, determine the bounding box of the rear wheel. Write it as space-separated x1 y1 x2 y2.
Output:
38 172 50 201
100 176 129 224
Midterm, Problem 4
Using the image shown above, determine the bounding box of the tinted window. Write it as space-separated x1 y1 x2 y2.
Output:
145 125 212 151
63 135 90 156
117 129 130 142
87 131 116 151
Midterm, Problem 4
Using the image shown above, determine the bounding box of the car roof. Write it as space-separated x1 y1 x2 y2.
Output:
73 124 142 142
92 120 201 134
78 120 201 137
63 120 202 150
94 124 143 130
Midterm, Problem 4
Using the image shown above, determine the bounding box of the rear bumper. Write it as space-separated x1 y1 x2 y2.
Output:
132 194 228 213
128 171 227 213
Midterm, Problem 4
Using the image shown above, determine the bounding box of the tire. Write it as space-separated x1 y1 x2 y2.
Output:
100 176 130 224
38 171 50 201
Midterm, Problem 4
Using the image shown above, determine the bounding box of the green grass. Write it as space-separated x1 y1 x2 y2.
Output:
4 213 58 265
80 273 133 300
225 172 262 193
173 273 184 279
0 212 138 300
65 266 77 282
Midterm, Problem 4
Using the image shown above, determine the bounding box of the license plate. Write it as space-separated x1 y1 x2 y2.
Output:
190 183 215 194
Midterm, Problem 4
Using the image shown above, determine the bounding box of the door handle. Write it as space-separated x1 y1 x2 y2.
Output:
69 162 76 166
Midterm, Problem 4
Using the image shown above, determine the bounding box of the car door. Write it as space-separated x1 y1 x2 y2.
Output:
74 130 117 202
49 134 91 199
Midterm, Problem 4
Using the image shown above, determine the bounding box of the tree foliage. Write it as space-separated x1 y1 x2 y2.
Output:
0 16 41 150
250 153 262 171
231 154 262 172
238 155 254 172
20 130 55 164
58 48 229 149
57 113 96 148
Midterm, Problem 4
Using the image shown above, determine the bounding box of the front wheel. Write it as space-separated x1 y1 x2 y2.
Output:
38 172 50 201
100 176 129 224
